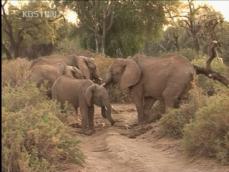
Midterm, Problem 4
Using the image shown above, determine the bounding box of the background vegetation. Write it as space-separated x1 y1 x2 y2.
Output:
2 0 229 167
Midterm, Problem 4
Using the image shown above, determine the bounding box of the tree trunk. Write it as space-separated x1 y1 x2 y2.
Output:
101 14 106 55
2 44 13 59
101 34 105 55
193 35 200 53
95 32 99 53
14 44 20 58
174 36 180 51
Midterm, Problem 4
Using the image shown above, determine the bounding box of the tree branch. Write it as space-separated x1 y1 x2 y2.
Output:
193 65 229 87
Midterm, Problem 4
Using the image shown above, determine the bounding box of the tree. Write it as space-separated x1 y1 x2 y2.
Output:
106 0 167 57
2 0 64 59
56 0 173 57
218 22 229 64
176 0 223 53
55 0 116 54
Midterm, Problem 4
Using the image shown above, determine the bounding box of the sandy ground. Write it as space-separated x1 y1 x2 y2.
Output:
63 104 229 172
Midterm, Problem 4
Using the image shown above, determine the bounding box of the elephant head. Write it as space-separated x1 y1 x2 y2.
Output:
104 58 141 91
73 56 102 83
64 66 85 79
85 84 115 125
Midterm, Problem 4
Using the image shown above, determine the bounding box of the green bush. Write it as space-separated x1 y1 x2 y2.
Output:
159 86 206 138
192 57 229 95
2 82 84 171
179 48 199 60
183 91 229 165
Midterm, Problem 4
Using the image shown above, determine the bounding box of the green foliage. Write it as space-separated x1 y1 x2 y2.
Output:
179 48 199 61
218 22 229 65
106 1 166 57
192 57 229 95
2 1 64 58
183 91 229 164
159 86 206 138
60 0 168 57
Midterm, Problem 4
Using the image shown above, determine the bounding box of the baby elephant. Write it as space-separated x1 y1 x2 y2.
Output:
29 63 84 98
51 76 115 135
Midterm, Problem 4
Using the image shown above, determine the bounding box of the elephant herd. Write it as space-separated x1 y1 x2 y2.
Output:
29 53 195 135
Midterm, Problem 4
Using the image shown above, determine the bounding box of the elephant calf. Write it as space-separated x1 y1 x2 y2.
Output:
51 76 115 135
29 63 84 97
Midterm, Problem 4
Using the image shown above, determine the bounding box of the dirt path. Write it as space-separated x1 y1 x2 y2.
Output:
65 104 229 172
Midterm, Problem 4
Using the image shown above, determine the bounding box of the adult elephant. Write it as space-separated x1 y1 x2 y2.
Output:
30 54 102 83
29 63 84 97
52 76 115 135
103 54 195 124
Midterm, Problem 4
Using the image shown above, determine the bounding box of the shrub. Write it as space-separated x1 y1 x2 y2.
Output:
179 48 199 60
2 82 84 172
192 57 229 95
2 58 31 87
183 91 229 165
159 86 206 138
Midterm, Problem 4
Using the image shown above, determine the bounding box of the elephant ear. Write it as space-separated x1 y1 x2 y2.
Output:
120 59 141 90
85 84 97 106
76 56 91 79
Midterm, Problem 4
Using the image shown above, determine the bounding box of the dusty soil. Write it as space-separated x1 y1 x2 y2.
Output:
63 104 229 172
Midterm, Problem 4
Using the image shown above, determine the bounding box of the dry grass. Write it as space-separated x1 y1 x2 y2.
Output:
2 58 31 87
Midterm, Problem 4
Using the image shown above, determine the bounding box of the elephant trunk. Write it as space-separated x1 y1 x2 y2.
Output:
103 71 112 87
90 70 102 84
101 103 115 126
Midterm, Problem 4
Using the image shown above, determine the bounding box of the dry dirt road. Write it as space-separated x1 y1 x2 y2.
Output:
64 104 229 172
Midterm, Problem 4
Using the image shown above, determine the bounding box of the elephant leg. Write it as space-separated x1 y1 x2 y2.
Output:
74 107 78 115
60 103 66 113
46 89 52 99
80 104 89 130
74 106 80 121
88 106 95 131
158 98 166 114
131 89 144 124
162 83 186 112
143 97 156 122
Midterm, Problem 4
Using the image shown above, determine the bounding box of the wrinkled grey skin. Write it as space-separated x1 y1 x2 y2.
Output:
30 54 102 83
52 76 115 134
104 54 195 124
29 63 84 97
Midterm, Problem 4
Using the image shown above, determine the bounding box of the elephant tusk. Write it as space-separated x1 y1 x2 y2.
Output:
101 83 106 87
97 77 103 81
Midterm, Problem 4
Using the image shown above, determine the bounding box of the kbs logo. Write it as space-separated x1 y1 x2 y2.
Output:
22 10 59 18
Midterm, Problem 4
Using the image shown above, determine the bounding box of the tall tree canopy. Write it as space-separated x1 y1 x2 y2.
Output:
2 0 64 59
55 0 176 57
